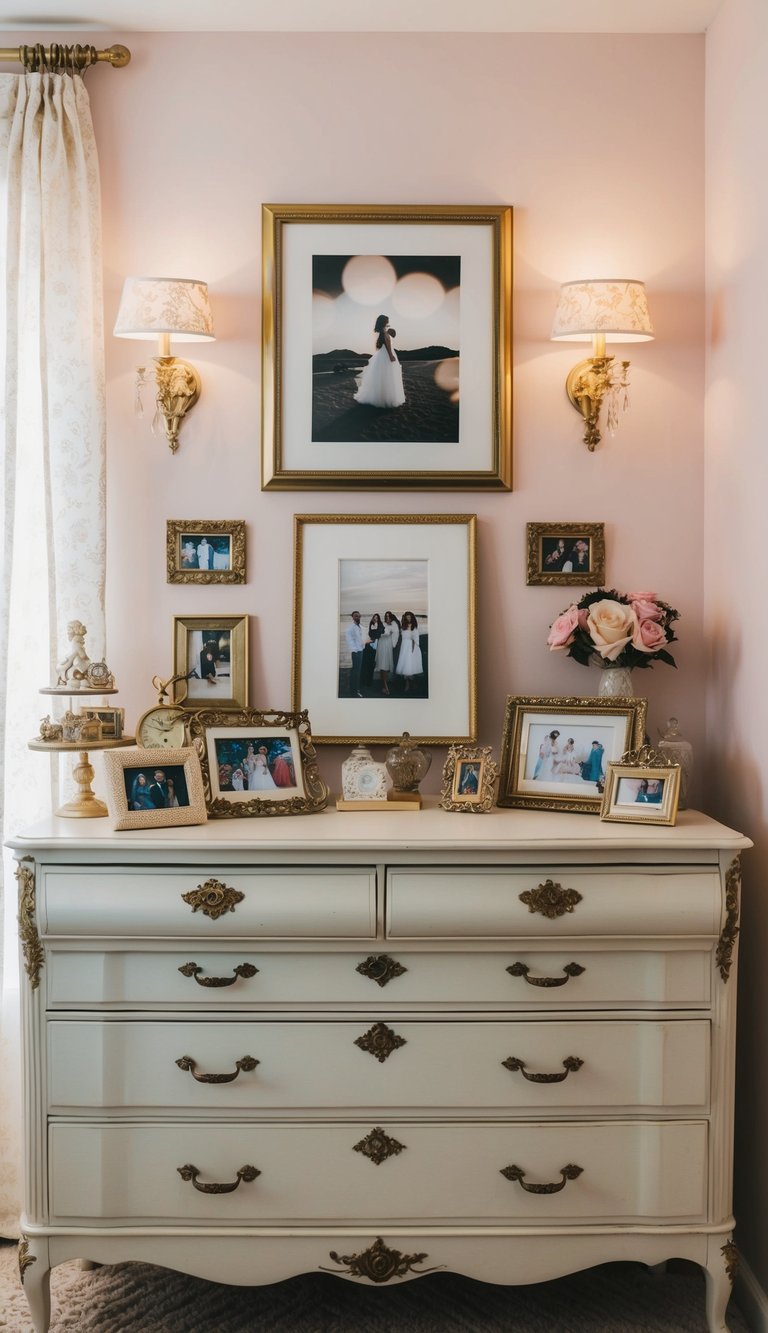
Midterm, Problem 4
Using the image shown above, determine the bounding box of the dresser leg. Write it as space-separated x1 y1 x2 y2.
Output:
19 1236 51 1333
704 1238 736 1333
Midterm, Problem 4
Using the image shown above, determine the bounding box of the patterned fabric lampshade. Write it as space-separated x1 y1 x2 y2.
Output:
113 277 215 343
551 280 654 344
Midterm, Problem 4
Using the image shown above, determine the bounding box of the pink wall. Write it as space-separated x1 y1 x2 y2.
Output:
706 0 768 1298
34 30 705 791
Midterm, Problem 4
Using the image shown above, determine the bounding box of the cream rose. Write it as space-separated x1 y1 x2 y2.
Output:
547 605 580 651
632 617 668 653
586 598 638 662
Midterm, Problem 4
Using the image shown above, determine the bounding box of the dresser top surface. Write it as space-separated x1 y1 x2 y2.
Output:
8 803 750 857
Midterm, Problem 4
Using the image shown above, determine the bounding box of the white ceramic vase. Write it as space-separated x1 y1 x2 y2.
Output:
597 664 634 697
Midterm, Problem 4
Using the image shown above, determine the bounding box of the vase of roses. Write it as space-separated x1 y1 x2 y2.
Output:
546 588 679 696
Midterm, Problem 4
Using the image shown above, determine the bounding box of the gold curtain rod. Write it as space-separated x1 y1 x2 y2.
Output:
0 43 131 71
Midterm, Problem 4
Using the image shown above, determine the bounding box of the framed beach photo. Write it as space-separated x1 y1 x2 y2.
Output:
440 743 498 813
262 204 512 491
187 708 330 818
173 614 249 710
103 746 207 831
526 522 606 586
167 520 246 584
497 695 648 814
601 752 681 826
292 514 477 744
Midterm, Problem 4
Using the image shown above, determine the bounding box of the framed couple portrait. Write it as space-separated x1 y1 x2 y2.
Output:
262 204 513 491
526 522 606 586
167 520 246 585
292 514 477 744
172 615 249 711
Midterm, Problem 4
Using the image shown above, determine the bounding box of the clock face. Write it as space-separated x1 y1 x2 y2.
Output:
136 706 188 749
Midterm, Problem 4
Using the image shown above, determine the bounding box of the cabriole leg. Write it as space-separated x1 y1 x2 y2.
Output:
704 1238 737 1333
19 1235 51 1333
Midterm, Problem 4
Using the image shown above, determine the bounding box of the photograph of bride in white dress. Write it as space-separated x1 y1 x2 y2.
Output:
312 254 460 445
338 558 428 700
525 722 615 790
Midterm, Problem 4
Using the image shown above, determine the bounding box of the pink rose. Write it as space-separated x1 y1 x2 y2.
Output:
632 618 669 653
586 598 637 662
547 605 580 650
630 597 663 622
628 591 658 602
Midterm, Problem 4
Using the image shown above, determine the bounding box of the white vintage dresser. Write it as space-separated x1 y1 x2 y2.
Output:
10 805 749 1333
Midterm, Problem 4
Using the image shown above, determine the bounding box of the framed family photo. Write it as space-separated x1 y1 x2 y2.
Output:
103 746 207 831
262 204 512 491
601 751 681 826
292 514 477 744
167 520 246 584
440 743 497 813
188 707 330 818
173 614 249 710
526 522 606 586
497 694 648 814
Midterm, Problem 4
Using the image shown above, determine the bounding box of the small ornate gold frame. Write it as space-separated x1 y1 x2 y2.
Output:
167 520 246 585
600 744 681 826
188 707 329 818
173 614 249 711
497 694 647 815
526 521 605 586
441 744 497 812
102 746 207 830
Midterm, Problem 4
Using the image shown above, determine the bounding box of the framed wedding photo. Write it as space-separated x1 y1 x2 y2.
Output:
601 760 681 826
167 520 246 585
188 707 330 818
261 204 513 491
173 614 249 711
497 695 647 814
526 522 606 586
292 514 477 744
103 746 207 831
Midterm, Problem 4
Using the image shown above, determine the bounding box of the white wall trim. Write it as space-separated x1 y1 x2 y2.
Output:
735 1248 768 1333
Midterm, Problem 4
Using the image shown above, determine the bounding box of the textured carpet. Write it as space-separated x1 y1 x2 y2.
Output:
0 1243 752 1332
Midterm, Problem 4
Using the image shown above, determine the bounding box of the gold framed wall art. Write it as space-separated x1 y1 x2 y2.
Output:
173 614 249 711
262 204 513 491
526 522 606 586
167 520 246 584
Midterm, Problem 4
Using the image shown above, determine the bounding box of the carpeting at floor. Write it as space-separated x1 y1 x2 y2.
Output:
0 1242 752 1332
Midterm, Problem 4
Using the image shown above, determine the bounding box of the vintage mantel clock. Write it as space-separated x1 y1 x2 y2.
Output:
134 672 189 749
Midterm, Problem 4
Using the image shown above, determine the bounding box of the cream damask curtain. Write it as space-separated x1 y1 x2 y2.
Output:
0 71 106 1236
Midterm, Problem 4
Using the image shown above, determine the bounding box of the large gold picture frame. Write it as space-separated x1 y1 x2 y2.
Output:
497 694 648 814
292 514 477 744
262 204 513 491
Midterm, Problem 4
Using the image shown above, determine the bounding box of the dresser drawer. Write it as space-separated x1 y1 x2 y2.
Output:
49 1119 708 1225
45 947 712 1009
47 1018 710 1114
386 868 722 939
41 867 377 938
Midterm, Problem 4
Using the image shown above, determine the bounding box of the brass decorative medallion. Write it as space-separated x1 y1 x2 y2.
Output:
177 1163 260 1194
181 878 244 919
322 1236 443 1283
507 961 585 988
16 863 43 990
178 961 258 989
716 857 741 983
501 1162 583 1194
519 880 583 919
353 1127 407 1165
356 955 408 988
18 1236 36 1284
502 1055 584 1084
354 1021 407 1063
722 1239 739 1285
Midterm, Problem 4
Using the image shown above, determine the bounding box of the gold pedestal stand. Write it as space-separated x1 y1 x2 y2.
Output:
27 737 134 817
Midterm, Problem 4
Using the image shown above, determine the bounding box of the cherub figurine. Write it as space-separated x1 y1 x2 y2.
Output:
56 620 92 686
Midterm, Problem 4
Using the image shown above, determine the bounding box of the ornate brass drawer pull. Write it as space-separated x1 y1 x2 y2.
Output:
175 1054 260 1084
177 1163 260 1194
356 954 408 988
506 961 585 988
519 880 582 919
502 1055 584 1083
178 961 259 988
501 1163 583 1194
322 1237 443 1282
354 1021 407 1063
181 878 244 920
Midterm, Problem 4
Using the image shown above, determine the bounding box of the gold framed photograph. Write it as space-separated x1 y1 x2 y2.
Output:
187 707 329 818
77 705 125 739
497 694 648 814
167 520 246 585
526 522 606 586
292 514 477 744
262 203 513 491
103 746 207 831
173 615 249 711
601 748 681 826
440 743 497 812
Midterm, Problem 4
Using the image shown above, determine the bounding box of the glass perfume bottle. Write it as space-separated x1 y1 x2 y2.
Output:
658 717 693 810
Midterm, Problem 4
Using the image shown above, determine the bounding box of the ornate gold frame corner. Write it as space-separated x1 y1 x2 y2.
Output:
188 707 329 818
526 521 606 587
167 520 246 585
440 744 497 812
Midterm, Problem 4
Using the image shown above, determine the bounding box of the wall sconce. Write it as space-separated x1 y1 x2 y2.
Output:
551 279 654 451
113 276 215 453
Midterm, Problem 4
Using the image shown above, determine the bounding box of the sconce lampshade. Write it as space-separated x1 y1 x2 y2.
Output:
551 279 654 344
113 276 215 343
